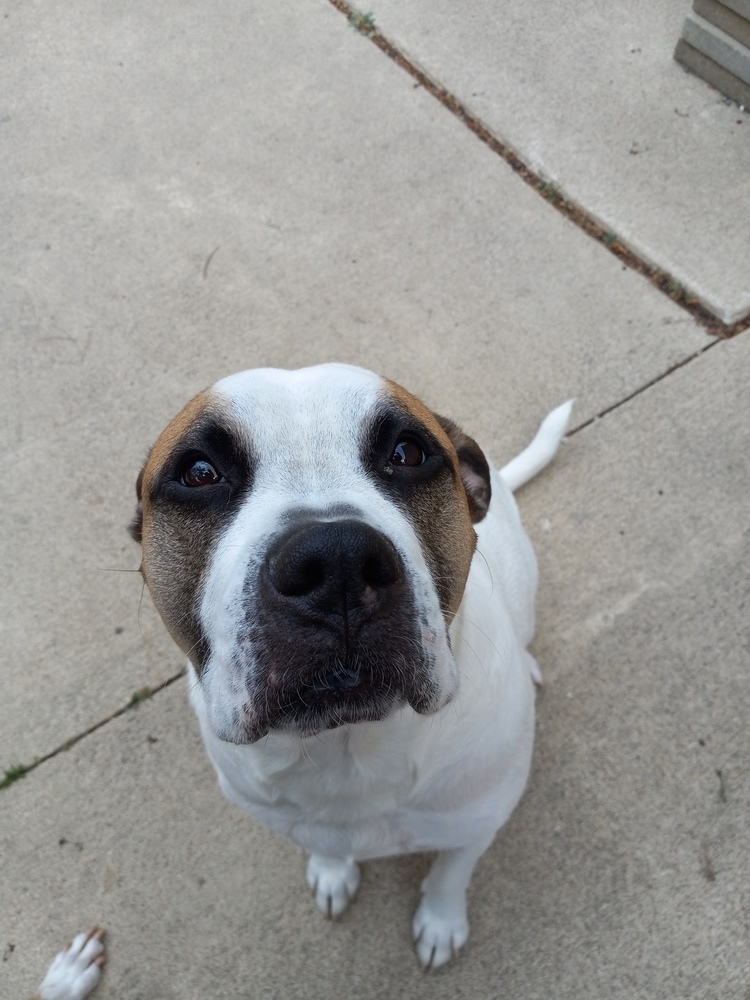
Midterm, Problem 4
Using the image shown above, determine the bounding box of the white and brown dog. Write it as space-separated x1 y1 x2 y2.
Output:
130 364 571 969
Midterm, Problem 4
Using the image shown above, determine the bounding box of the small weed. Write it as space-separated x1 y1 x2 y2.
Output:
0 764 31 790
348 11 376 35
665 279 688 301
603 231 619 246
716 768 727 803
701 841 716 881
127 687 152 710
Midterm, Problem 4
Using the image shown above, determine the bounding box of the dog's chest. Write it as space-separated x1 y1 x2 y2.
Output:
271 728 418 817
196 683 531 862
202 719 429 858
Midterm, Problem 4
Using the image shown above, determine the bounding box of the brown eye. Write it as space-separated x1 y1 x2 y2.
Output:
390 439 426 467
181 459 222 488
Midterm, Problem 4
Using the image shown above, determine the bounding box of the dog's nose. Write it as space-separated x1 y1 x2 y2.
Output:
266 519 403 615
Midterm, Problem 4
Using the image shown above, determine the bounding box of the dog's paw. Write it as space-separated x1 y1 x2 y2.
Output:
38 928 105 1000
412 898 469 970
306 854 360 918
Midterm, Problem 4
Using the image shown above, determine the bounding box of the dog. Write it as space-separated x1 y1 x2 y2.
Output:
129 363 571 968
29 928 105 1000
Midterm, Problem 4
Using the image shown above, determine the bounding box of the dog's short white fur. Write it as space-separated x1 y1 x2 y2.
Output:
31 928 105 1000
132 364 572 969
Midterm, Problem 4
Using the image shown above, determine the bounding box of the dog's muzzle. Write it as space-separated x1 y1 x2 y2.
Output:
239 518 437 738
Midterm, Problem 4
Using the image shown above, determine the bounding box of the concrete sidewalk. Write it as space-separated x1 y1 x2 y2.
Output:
1 1 748 997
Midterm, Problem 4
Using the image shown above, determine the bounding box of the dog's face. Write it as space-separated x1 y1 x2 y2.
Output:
130 364 491 743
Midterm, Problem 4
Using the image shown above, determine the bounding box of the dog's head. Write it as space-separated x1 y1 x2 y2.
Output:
130 364 490 742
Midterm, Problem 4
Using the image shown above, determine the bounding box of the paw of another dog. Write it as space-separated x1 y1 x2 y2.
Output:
412 899 468 970
37 928 105 1000
306 855 360 918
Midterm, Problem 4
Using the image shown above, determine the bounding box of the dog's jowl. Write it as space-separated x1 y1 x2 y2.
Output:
130 363 572 969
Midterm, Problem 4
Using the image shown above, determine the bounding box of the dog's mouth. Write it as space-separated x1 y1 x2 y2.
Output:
243 653 424 740
306 664 366 695
271 672 403 737
209 647 442 744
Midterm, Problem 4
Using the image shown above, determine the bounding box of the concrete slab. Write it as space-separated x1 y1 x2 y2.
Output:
0 0 709 773
358 0 750 323
1 331 748 999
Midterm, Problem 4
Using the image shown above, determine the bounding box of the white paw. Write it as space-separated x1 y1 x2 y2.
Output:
39 928 105 1000
306 855 360 918
412 898 469 970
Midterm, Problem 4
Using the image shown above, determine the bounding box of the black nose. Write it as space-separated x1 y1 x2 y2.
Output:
266 519 403 615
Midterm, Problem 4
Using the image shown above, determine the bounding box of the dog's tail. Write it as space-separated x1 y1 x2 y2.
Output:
499 400 574 492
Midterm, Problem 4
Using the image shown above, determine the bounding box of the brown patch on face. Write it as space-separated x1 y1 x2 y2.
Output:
382 380 491 619
146 393 215 472
432 414 492 522
130 388 254 668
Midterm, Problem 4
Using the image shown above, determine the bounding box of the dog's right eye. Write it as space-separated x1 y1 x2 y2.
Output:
390 439 426 468
181 459 222 488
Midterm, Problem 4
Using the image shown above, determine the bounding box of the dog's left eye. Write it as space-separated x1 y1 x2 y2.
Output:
181 459 222 488
390 439 426 468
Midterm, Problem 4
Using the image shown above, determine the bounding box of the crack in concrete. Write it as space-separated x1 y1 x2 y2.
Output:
328 0 750 337
0 669 185 793
567 339 719 436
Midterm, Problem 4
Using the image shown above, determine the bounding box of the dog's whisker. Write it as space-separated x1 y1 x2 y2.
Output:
471 547 495 599
451 620 509 690
136 579 149 640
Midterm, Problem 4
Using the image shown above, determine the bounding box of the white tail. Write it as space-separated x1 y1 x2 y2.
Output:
499 400 574 492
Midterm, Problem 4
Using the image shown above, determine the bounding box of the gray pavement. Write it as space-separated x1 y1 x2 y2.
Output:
1 1 748 997
364 0 750 324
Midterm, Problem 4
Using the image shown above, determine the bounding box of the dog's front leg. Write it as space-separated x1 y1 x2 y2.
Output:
412 835 494 969
306 854 361 918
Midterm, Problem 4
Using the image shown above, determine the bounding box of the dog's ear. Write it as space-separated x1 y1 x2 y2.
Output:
128 465 145 543
435 415 491 523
